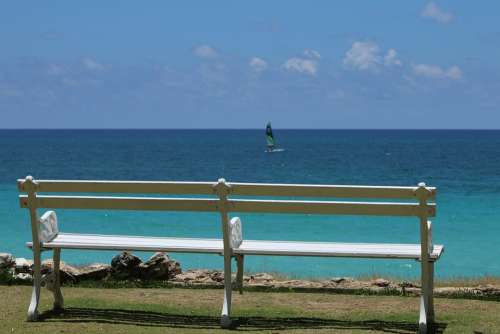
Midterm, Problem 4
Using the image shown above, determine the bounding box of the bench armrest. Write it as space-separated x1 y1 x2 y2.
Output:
229 217 242 248
38 210 59 243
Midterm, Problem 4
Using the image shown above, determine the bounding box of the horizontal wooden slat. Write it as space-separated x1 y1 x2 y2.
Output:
27 233 224 254
235 240 444 260
19 195 435 216
228 199 435 217
27 233 444 260
228 182 436 199
19 195 218 212
17 179 436 200
17 179 217 195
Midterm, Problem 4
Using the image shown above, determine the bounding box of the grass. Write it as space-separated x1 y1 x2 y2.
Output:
1 286 499 333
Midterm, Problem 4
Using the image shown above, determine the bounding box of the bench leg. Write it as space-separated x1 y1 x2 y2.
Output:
220 253 233 329
235 255 244 295
427 261 435 323
27 248 42 321
418 260 435 333
52 248 64 310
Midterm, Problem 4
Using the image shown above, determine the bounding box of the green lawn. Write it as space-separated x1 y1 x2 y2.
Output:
1 285 498 333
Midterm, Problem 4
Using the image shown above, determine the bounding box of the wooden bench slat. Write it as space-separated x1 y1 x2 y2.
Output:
19 195 219 212
27 233 443 260
17 179 436 200
28 233 224 254
229 182 436 200
19 195 435 217
229 199 435 217
18 179 217 195
236 240 444 260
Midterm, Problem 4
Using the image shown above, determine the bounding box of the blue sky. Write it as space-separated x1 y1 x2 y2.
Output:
0 1 499 129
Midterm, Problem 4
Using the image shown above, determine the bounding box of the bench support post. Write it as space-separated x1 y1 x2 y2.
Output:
427 260 435 322
52 248 64 310
215 179 234 329
416 183 435 334
235 255 244 294
24 176 42 322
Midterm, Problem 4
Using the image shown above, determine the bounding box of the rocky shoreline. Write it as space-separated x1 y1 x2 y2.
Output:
1 252 499 299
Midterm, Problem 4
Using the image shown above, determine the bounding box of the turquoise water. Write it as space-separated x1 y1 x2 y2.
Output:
1 130 499 279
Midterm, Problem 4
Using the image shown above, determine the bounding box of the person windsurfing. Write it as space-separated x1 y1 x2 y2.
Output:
266 122 275 152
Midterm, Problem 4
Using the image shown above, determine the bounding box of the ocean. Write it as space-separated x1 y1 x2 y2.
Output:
1 129 499 279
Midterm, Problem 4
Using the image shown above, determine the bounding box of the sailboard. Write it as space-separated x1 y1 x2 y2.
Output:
265 122 285 153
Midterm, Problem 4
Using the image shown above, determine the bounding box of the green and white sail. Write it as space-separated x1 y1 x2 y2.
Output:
266 122 275 149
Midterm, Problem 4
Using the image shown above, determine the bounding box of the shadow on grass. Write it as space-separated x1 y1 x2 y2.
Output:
39 307 447 333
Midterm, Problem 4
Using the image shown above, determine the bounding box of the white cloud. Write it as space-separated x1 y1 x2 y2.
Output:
344 42 402 71
343 42 380 71
303 49 321 59
193 44 218 58
82 58 105 71
384 49 402 67
249 57 268 72
421 2 453 24
412 64 462 80
282 57 318 76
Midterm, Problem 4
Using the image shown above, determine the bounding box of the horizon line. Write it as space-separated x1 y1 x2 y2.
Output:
2 128 500 131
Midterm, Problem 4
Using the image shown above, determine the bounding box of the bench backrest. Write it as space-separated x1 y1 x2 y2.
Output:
18 178 436 215
18 176 437 261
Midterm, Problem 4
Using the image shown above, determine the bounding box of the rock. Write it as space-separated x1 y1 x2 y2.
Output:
398 280 417 295
191 276 214 284
137 252 181 280
14 258 33 274
41 260 79 284
138 252 169 280
399 280 417 288
14 272 32 282
42 260 80 275
249 273 274 282
172 269 211 283
331 277 351 284
435 287 460 295
171 270 197 282
170 269 225 285
76 263 111 281
0 253 15 269
277 280 316 289
474 285 500 297
210 271 225 283
477 284 498 293
168 259 182 277
111 252 142 279
247 273 275 287
371 278 390 287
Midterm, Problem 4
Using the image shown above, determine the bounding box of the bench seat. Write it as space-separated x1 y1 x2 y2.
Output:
28 232 443 260
28 233 225 254
235 240 444 260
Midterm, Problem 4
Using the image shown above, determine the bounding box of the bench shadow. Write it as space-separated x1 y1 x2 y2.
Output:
39 307 447 333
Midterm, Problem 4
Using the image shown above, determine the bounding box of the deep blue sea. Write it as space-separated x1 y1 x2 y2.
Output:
1 130 499 279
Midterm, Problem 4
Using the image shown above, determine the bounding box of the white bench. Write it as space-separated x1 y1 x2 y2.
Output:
18 176 443 333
